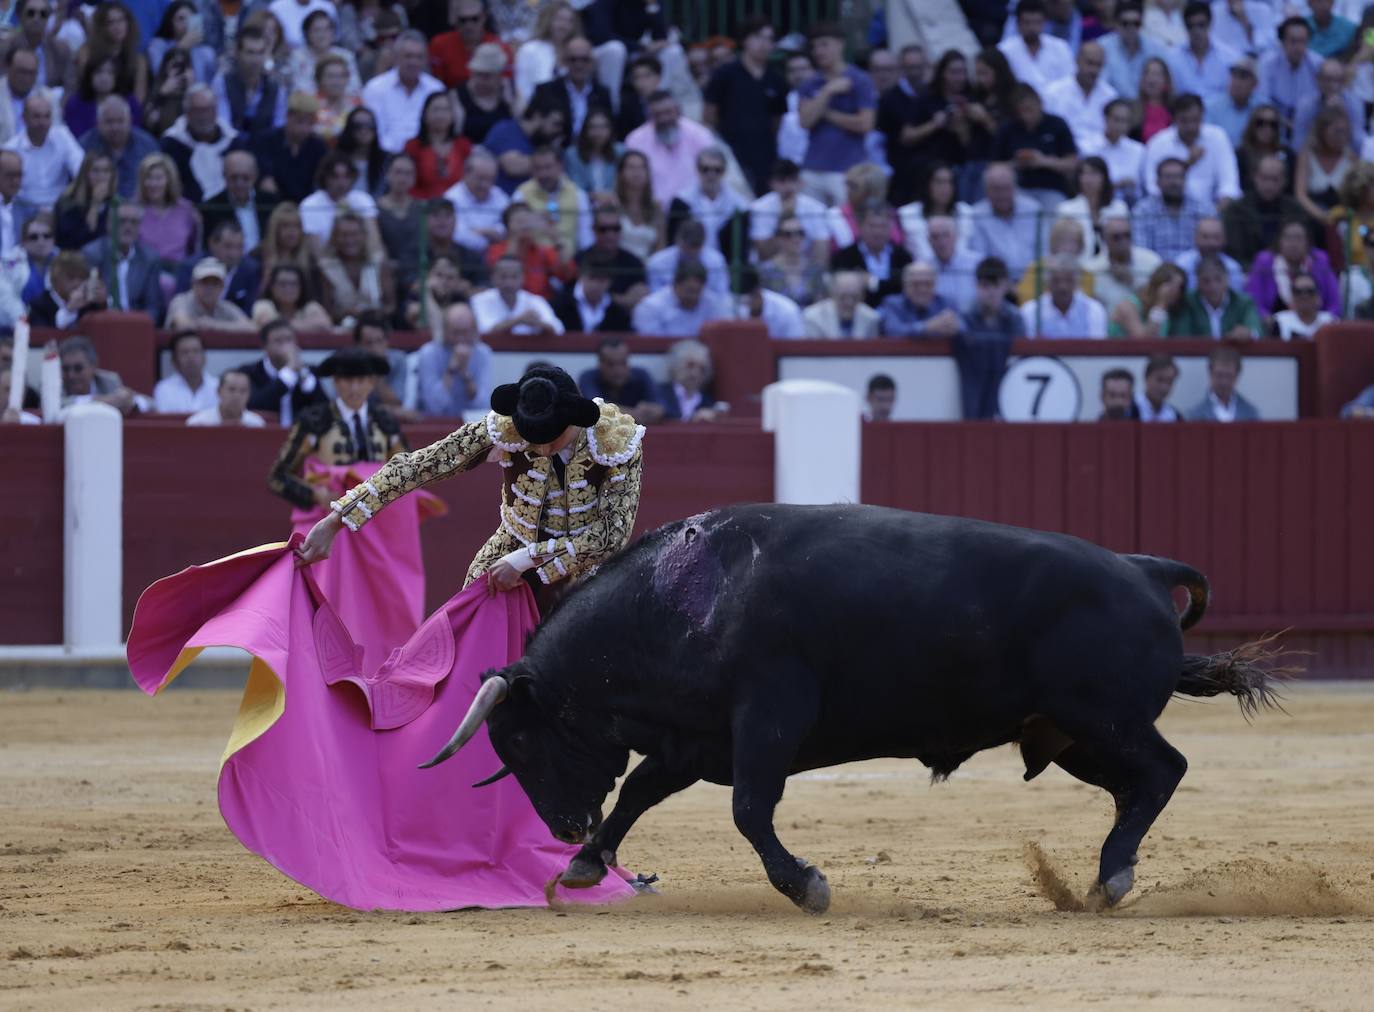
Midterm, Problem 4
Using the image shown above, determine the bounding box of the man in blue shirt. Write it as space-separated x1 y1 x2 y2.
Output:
1169 3 1239 100
878 261 962 338
1204 55 1262 146
1099 2 1164 100
1259 17 1322 139
796 21 877 206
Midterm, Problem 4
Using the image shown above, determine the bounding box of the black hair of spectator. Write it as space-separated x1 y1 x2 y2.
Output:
219 368 250 390
525 92 564 120
531 144 561 163
337 108 386 193
372 8 402 36
493 254 524 273
59 334 98 364
1116 0 1144 16
1208 344 1243 370
74 52 119 101
975 47 1017 109
51 249 90 281
1144 353 1177 379
676 219 707 248
301 9 333 40
867 373 896 394
1182 1 1211 25
168 330 203 357
1170 92 1203 117
808 20 845 42
673 259 709 285
930 49 967 100
501 200 530 228
736 264 761 294
1014 0 1047 20
1010 82 1042 107
737 14 772 46
1104 97 1132 119
771 158 801 180
975 256 1009 283
1155 156 1188 177
1195 254 1229 280
353 310 391 343
314 151 358 190
259 317 295 345
208 218 244 244
154 0 197 39
646 88 675 106
576 107 617 162
596 335 628 356
236 24 266 50
426 196 456 217
629 53 662 78
1277 15 1310 40
415 91 457 147
1101 367 1134 391
582 252 616 279
1078 156 1115 205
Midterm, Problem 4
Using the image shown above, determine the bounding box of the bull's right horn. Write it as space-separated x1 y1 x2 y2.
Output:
418 676 509 770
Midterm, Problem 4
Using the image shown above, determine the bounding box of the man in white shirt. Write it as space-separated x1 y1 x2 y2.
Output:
446 149 509 253
299 152 379 246
632 259 734 337
646 219 730 293
670 146 747 255
470 256 564 337
1143 94 1240 209
360 30 446 153
187 369 266 427
749 158 829 261
1081 99 1146 204
1043 41 1118 150
1020 254 1108 337
153 331 218 413
1168 2 1239 99
268 0 338 49
737 266 804 338
997 0 1075 93
1135 353 1181 422
3 93 81 208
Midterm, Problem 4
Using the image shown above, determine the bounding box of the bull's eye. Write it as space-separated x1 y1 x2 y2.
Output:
509 731 530 756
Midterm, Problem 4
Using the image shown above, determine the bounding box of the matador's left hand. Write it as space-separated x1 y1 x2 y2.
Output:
486 560 524 596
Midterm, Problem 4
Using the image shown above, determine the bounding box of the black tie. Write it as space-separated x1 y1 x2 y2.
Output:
352 412 371 461
549 452 566 488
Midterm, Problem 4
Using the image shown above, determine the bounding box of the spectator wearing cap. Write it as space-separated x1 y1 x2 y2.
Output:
166 258 255 331
702 16 787 195
749 158 829 263
553 251 631 333
831 201 914 308
631 258 732 337
268 344 410 510
1205 55 1264 148
483 200 571 299
879 260 962 338
992 84 1078 212
795 22 877 206
1020 254 1109 337
955 256 1023 418
1080 99 1145 205
77 95 158 198
187 369 266 427
573 204 648 312
1145 95 1240 210
177 219 259 315
656 339 724 423
153 330 218 413
1177 255 1262 338
1258 17 1321 136
413 302 493 418
623 90 715 209
160 84 237 203
1293 58 1366 153
202 151 279 256
801 270 881 338
646 218 729 295
456 43 514 146
1043 42 1117 151
3 93 82 209
431 0 511 88
529 35 614 149
445 147 509 255
968 162 1041 284
736 264 804 338
1134 157 1215 262
362 29 446 154
1098 3 1163 100
470 254 563 337
249 92 328 206
58 334 150 416
81 202 166 323
1167 3 1239 100
299 151 381 249
1185 344 1259 421
576 336 660 418
514 144 592 261
212 26 287 135
997 0 1075 94
238 317 329 425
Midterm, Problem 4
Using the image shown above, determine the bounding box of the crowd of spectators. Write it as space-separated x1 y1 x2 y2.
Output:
4 0 1374 427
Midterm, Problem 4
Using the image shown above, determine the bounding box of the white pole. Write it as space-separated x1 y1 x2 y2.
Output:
6 317 27 412
763 379 862 505
40 340 61 422
63 402 123 650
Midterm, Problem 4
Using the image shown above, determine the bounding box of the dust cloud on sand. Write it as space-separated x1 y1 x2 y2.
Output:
4 683 1374 1010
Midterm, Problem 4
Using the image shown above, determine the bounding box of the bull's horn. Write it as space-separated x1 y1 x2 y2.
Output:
471 766 512 788
418 676 509 770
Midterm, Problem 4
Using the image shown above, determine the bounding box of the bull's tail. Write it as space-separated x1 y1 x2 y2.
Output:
1123 554 1210 630
1175 632 1296 718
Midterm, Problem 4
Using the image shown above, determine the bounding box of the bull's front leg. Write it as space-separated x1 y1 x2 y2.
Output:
559 755 699 889
729 693 827 914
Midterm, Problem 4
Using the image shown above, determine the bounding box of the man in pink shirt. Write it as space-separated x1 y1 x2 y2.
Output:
623 90 715 207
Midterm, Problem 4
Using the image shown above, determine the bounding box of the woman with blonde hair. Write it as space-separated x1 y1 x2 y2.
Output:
1294 106 1358 226
513 0 579 109
261 201 324 298
1109 262 1189 337
614 149 664 259
135 152 199 262
319 210 394 324
1327 160 1374 277
827 162 901 249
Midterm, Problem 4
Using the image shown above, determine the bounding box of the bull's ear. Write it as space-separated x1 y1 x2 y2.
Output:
506 673 537 707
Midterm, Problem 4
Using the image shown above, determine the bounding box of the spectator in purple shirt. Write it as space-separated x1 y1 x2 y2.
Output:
796 21 877 207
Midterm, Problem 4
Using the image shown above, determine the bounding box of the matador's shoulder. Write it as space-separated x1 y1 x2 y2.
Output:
295 401 336 434
586 401 646 466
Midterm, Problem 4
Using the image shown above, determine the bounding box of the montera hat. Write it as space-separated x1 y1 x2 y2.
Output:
490 365 600 445
316 348 391 377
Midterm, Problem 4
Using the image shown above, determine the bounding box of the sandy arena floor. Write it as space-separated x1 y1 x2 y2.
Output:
2 683 1373 1011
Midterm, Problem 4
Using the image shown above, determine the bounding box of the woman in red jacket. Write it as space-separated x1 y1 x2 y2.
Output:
404 92 473 199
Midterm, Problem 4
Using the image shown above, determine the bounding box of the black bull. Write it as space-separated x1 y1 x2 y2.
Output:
423 504 1281 913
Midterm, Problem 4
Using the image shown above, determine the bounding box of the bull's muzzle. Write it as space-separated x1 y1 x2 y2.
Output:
418 676 509 769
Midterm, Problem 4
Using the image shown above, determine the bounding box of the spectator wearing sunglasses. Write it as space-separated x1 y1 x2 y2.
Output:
1271 271 1336 340
573 203 647 312
1098 3 1163 100
10 0 71 90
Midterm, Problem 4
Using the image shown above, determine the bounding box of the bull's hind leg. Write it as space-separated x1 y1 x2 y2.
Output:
1053 725 1187 906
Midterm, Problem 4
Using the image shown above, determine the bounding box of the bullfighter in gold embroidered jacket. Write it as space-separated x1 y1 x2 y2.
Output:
268 349 408 509
313 365 645 599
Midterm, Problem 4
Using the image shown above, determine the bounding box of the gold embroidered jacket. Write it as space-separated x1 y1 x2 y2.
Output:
268 401 409 508
331 402 645 587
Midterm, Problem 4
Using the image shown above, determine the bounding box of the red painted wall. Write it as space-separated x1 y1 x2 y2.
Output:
0 425 64 644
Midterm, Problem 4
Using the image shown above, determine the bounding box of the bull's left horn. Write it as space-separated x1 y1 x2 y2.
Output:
418 676 509 769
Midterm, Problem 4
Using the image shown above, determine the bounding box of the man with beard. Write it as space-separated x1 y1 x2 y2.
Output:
1098 368 1138 420
483 97 566 194
623 90 715 207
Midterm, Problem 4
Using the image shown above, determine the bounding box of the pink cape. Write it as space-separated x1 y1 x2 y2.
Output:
125 536 635 912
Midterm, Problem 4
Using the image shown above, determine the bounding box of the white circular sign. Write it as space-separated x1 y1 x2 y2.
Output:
997 356 1082 422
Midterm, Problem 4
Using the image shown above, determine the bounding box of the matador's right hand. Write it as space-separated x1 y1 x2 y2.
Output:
296 513 343 567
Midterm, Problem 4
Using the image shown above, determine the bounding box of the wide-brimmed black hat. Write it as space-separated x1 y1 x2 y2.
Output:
491 365 600 445
317 348 390 378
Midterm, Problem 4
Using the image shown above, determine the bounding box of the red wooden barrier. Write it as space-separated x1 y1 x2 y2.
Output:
0 425 64 644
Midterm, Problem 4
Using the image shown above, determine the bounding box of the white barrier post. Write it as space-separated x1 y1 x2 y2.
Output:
63 402 123 650
763 379 862 505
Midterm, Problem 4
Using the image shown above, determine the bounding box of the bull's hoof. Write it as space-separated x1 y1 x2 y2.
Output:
1097 867 1135 907
797 864 831 915
559 854 608 890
